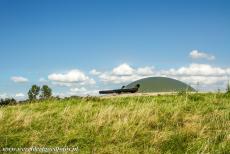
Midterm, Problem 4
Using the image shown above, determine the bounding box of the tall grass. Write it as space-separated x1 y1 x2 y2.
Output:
0 93 229 153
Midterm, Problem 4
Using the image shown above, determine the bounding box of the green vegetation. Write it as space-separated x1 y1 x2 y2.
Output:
28 85 40 101
227 81 230 94
0 93 229 153
28 85 52 101
0 84 52 106
0 98 16 106
40 85 52 99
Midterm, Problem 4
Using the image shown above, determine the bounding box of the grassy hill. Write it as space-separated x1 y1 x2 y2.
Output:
0 93 229 153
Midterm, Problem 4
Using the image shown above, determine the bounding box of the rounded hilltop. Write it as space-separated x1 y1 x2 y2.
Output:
125 77 195 93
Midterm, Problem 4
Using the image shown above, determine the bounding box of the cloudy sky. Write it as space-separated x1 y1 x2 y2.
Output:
0 0 230 99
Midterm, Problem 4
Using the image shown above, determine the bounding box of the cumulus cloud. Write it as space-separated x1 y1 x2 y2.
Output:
90 69 101 75
68 87 99 96
99 73 140 84
53 87 99 98
70 87 87 93
39 78 48 83
176 76 228 85
112 63 135 76
69 87 99 96
11 76 28 83
0 93 26 100
48 70 88 82
15 93 25 98
137 66 155 75
161 63 230 87
92 63 230 91
48 69 95 87
51 82 75 87
0 93 8 99
190 50 215 60
163 64 227 76
95 63 155 84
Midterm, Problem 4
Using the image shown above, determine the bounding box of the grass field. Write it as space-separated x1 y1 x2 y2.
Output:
0 93 230 153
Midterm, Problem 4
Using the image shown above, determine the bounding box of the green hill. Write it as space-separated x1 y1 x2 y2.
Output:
125 77 195 92
0 94 229 153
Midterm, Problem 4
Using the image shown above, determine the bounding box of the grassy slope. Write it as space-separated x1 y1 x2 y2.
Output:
0 94 229 154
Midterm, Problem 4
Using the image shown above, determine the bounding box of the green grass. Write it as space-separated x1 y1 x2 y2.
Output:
0 93 230 153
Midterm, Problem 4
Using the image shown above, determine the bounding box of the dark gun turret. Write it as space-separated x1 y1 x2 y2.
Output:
99 84 140 94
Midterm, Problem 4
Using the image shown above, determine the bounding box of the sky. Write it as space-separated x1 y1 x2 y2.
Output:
0 0 230 99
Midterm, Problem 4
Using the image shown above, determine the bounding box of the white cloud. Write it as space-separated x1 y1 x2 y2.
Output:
48 69 95 87
1 93 26 100
39 78 48 83
11 76 28 83
96 63 155 84
112 63 135 76
15 93 25 98
48 70 88 82
69 87 99 96
90 69 101 75
190 50 215 60
51 82 74 87
93 63 230 91
70 87 87 93
0 93 8 99
163 63 227 76
175 76 227 86
137 66 155 75
53 87 99 98
161 63 230 86
99 73 141 84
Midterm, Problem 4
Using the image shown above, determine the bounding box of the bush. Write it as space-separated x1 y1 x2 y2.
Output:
0 98 16 106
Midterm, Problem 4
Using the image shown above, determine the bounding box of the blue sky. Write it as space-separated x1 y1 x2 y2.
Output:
0 0 230 99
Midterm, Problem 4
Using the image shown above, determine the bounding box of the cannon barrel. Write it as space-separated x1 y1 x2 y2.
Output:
99 84 140 94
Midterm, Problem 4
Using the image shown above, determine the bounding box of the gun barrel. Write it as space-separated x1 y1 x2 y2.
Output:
99 87 138 94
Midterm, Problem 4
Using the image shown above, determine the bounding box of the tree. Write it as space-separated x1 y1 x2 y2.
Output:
40 85 52 99
28 85 40 101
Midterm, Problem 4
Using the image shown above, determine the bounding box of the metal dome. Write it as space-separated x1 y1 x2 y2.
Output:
125 77 195 92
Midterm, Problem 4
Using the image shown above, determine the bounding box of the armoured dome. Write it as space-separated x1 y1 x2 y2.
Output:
125 77 195 93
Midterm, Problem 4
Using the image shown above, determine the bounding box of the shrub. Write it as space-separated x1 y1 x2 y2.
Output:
0 98 16 106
